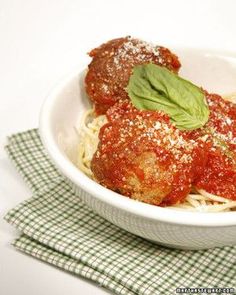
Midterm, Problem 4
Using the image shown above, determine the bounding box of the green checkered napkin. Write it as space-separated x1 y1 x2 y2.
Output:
4 129 236 295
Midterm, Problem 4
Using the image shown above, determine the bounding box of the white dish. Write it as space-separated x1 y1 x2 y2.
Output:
39 48 236 250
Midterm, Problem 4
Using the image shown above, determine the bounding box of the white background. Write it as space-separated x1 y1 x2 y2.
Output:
1 0 236 294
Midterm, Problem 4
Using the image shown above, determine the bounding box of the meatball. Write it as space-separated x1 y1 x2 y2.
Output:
91 101 208 206
85 36 181 114
193 93 236 200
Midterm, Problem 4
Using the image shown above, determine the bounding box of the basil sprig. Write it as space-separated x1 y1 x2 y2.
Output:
127 64 209 130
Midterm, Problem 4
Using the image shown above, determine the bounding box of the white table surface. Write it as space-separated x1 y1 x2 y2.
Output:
1 0 236 294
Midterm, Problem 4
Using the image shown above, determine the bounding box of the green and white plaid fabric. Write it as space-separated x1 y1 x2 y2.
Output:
4 129 236 295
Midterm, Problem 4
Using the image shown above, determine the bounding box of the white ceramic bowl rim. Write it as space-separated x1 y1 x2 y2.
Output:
39 55 236 228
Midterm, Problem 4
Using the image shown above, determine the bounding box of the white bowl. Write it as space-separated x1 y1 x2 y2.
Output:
39 48 236 250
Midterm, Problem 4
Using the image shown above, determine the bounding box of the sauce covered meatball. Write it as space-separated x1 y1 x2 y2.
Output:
85 37 181 114
194 93 236 200
91 101 209 206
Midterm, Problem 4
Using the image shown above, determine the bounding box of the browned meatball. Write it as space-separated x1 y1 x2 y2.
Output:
85 36 181 114
91 101 207 206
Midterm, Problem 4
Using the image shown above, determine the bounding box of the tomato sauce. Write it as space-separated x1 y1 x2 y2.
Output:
193 93 236 200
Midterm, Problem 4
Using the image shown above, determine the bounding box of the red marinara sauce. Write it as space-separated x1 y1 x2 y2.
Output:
193 93 236 200
91 100 209 206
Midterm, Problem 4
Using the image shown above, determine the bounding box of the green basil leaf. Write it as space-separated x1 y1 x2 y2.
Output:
127 64 209 130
